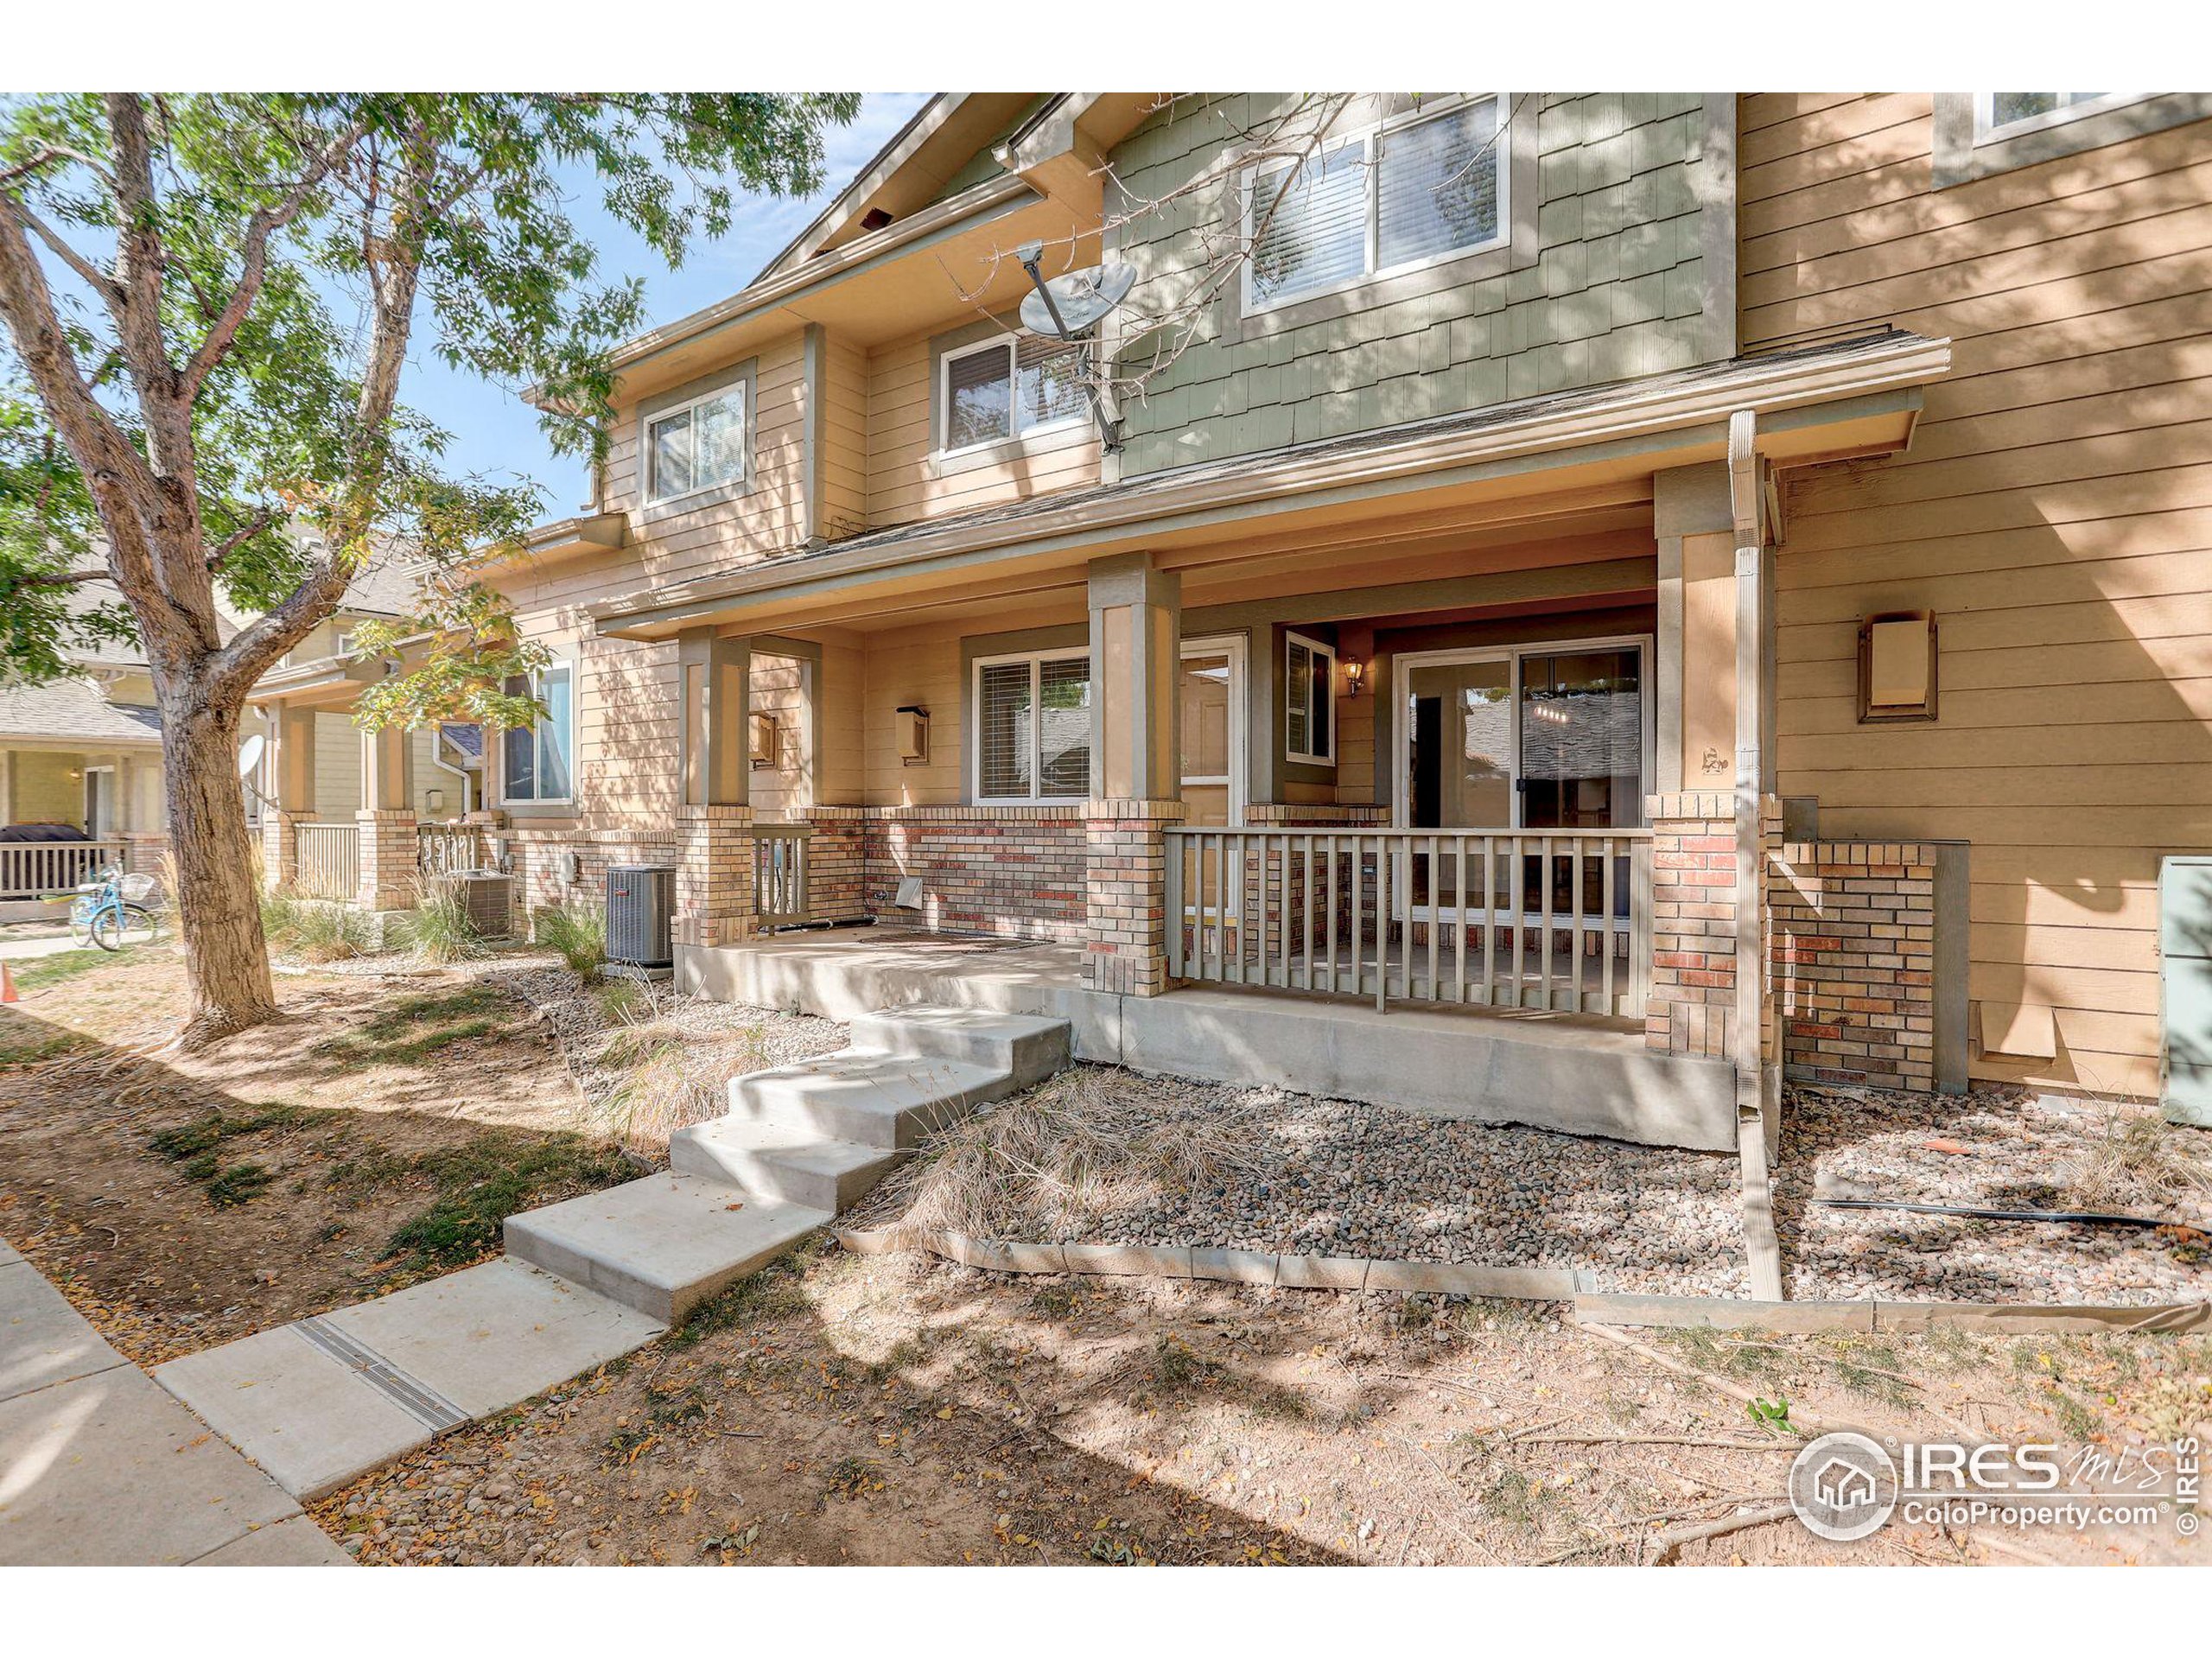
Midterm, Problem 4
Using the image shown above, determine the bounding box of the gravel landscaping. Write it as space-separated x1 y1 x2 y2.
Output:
1776 1084 2212 1307
852 1066 1750 1296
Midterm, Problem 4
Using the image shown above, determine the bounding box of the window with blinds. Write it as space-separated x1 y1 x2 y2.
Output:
1244 94 1510 313
975 652 1092 801
943 335 1086 454
1285 632 1335 766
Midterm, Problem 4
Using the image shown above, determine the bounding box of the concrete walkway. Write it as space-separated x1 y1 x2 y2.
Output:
0 1237 347 1565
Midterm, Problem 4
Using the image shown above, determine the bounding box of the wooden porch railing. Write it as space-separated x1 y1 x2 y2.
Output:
0 839 131 902
416 822 486 880
1164 827 1651 1019
293 822 361 902
753 823 812 929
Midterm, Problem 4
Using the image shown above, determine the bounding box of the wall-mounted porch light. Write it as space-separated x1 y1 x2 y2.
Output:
749 709 779 768
896 705 931 766
1342 658 1365 697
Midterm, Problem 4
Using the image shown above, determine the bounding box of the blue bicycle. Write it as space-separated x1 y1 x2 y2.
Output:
68 863 165 951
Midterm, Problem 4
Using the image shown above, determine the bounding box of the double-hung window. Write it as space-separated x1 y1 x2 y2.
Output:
1284 632 1336 766
973 650 1092 803
501 664 574 804
645 381 747 505
940 335 1086 455
1245 94 1509 313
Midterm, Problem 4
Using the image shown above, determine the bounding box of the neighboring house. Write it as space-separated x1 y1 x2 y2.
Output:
276 93 2212 1139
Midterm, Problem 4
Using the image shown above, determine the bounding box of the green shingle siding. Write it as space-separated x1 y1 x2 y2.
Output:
1107 92 1725 479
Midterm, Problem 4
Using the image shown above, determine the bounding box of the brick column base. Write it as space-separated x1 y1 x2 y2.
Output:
677 804 756 948
1084 799 1183 996
355 808 420 911
1771 842 1939 1090
1644 791 1781 1061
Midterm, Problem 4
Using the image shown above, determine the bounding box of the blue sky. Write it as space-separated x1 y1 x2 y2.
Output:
407 92 929 515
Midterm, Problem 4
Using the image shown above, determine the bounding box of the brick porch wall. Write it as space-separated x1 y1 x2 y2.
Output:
861 805 1088 943
1770 841 1939 1091
801 808 868 925
1086 798 1184 995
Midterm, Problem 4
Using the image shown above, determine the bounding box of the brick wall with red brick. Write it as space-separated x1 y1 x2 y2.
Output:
861 805 1088 943
1770 841 1939 1091
1644 791 1781 1063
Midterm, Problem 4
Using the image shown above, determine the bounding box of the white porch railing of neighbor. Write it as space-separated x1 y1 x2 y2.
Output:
753 823 812 929
293 822 361 902
1164 827 1651 1019
0 839 131 901
416 822 486 880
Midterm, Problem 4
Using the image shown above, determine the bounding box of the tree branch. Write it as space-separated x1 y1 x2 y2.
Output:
180 113 368 397
205 507 277 571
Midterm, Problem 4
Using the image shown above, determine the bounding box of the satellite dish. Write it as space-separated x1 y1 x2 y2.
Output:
1020 262 1137 339
236 733 266 779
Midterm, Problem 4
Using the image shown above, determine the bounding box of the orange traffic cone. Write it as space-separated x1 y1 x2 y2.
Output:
1 962 16 1003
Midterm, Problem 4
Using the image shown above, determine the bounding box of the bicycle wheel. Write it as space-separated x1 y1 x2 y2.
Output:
92 904 159 950
68 899 99 949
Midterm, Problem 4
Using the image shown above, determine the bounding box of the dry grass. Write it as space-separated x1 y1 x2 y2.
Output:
584 978 786 1154
868 1065 1271 1243
2067 1106 2212 1221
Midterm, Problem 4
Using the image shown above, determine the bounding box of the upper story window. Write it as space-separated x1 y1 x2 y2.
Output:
645 381 747 505
500 663 573 804
973 649 1091 803
940 334 1086 455
1245 94 1508 315
1976 92 2137 140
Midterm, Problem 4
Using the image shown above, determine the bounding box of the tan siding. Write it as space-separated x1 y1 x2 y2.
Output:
1745 93 2212 1097
860 626 963 806
862 329 1101 529
820 336 870 540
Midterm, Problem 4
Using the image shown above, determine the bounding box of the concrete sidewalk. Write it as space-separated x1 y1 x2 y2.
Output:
0 1237 347 1566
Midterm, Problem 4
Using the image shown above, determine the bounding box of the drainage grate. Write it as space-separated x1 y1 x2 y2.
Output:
294 1317 469 1433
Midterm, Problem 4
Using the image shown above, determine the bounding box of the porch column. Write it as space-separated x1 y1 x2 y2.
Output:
1084 554 1183 995
354 721 418 910
675 629 755 947
260 703 316 892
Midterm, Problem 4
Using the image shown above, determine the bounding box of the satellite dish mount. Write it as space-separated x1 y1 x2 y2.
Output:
1014 241 1135 454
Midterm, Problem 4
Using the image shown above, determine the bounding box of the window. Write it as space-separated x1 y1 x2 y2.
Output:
1976 92 2134 140
645 382 747 505
1246 94 1508 313
973 650 1092 802
940 335 1086 454
501 664 574 804
1285 632 1336 766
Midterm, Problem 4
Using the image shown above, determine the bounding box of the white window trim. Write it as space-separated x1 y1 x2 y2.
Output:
1180 634 1249 826
1974 92 2145 145
969 646 1093 805
498 659 575 808
1285 631 1338 768
1241 93 1513 321
937 335 1087 461
641 378 749 508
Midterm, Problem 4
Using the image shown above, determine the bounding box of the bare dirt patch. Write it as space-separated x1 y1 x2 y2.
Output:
0 944 632 1363
311 1245 2211 1567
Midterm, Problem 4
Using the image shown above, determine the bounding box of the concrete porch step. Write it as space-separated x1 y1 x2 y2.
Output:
726 1049 1014 1149
846 1005 1071 1090
504 1174 828 1323
670 1117 902 1212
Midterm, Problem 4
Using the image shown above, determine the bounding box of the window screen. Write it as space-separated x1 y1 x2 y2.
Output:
976 660 1033 798
647 385 745 503
1249 141 1368 307
946 346 1013 450
1037 655 1092 797
1015 336 1085 433
1379 96 1503 269
976 654 1092 800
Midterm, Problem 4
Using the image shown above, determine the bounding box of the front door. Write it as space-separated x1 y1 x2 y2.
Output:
83 766 116 839
1395 638 1649 917
1179 636 1244 828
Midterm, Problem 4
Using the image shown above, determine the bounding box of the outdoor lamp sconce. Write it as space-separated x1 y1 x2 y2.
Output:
896 705 931 766
1858 611 1938 724
1343 659 1365 696
749 709 778 768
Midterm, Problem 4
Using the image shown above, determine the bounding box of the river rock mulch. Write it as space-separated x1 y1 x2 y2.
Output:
854 1067 1751 1296
1775 1084 2212 1307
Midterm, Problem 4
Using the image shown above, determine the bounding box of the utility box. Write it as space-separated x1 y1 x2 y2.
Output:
2160 855 2212 1126
606 864 676 971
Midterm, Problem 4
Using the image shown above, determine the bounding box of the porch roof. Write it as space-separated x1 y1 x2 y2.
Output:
0 676 163 748
591 326 1948 641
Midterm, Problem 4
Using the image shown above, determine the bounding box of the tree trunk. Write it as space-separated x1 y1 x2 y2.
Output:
156 670 278 1047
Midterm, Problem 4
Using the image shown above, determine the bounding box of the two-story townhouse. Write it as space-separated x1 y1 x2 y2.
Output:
307 95 2209 1207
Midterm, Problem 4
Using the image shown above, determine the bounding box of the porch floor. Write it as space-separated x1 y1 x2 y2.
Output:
680 924 1737 1152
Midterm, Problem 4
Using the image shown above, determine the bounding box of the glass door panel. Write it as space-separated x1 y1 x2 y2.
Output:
1517 646 1643 925
1404 655 1510 909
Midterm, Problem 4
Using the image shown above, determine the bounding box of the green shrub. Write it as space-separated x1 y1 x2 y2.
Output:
261 893 376 962
533 901 607 976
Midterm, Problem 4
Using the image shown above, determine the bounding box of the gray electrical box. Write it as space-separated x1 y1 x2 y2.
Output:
2160 855 2212 1126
